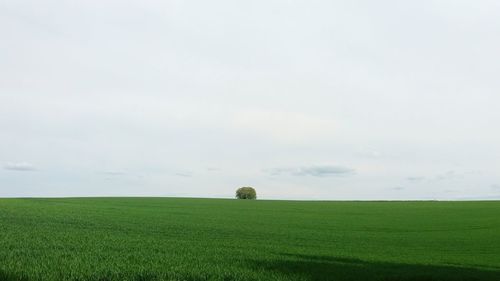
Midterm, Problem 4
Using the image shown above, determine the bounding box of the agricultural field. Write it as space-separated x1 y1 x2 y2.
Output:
0 198 499 281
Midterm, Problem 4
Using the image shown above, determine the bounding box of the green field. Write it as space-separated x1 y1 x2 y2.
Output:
0 198 499 281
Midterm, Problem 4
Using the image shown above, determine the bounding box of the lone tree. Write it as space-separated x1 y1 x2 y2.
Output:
236 187 257 199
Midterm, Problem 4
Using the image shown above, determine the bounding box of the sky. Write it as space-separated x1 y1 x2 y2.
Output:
1 0 499 200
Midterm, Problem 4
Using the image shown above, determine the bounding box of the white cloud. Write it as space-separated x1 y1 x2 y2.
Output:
266 165 355 177
232 110 336 143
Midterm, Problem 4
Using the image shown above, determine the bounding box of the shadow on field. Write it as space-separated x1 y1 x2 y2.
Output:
254 254 500 281
0 270 30 281
2 257 499 281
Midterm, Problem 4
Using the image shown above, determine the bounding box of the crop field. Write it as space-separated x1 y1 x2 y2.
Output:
0 198 499 281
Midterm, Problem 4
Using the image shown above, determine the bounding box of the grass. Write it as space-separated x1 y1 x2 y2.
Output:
0 198 499 281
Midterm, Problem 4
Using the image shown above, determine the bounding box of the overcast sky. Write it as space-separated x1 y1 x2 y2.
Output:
1 0 499 199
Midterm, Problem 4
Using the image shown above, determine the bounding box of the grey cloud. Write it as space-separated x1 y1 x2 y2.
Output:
174 172 193 178
100 171 127 176
4 162 36 171
491 184 500 190
206 168 220 172
407 177 425 182
434 171 461 181
457 195 500 200
390 186 405 191
267 165 355 177
407 171 462 183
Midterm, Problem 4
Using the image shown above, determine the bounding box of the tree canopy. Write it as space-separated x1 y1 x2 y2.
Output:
235 187 257 200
